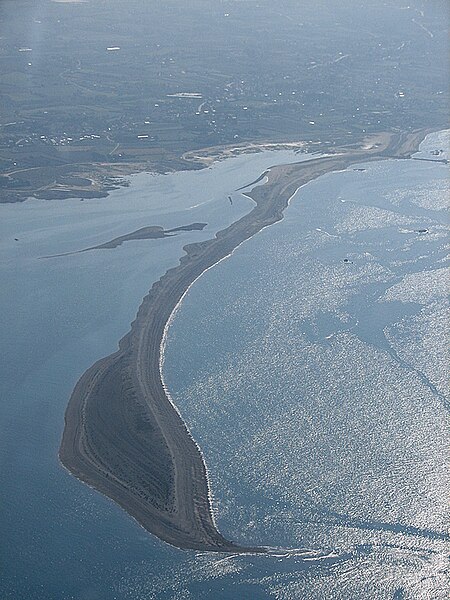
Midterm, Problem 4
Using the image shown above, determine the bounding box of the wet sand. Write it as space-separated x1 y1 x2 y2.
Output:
45 223 207 258
59 129 430 552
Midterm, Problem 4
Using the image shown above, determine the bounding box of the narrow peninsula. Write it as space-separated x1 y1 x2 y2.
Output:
59 130 431 552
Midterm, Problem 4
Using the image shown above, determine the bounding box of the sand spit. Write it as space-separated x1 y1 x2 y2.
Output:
59 130 430 552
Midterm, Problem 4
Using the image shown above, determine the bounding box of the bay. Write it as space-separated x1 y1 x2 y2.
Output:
1 131 448 598
0 148 308 600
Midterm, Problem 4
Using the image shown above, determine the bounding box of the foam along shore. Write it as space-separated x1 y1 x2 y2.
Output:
59 129 432 552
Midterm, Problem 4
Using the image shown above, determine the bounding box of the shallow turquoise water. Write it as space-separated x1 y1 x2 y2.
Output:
0 134 448 599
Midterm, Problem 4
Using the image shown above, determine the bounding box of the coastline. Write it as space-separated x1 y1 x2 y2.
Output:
2 128 439 205
59 129 433 552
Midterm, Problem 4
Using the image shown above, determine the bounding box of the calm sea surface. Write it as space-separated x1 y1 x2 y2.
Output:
0 134 448 599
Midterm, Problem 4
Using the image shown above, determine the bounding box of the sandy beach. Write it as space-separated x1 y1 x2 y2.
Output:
59 129 432 552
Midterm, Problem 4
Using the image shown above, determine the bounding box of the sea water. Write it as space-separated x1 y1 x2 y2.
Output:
0 133 448 599
0 148 308 600
161 130 449 599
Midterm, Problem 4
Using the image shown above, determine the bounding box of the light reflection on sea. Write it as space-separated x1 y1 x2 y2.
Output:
0 131 447 598
162 130 449 599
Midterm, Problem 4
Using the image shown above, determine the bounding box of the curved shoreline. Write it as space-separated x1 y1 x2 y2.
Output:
59 129 431 552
